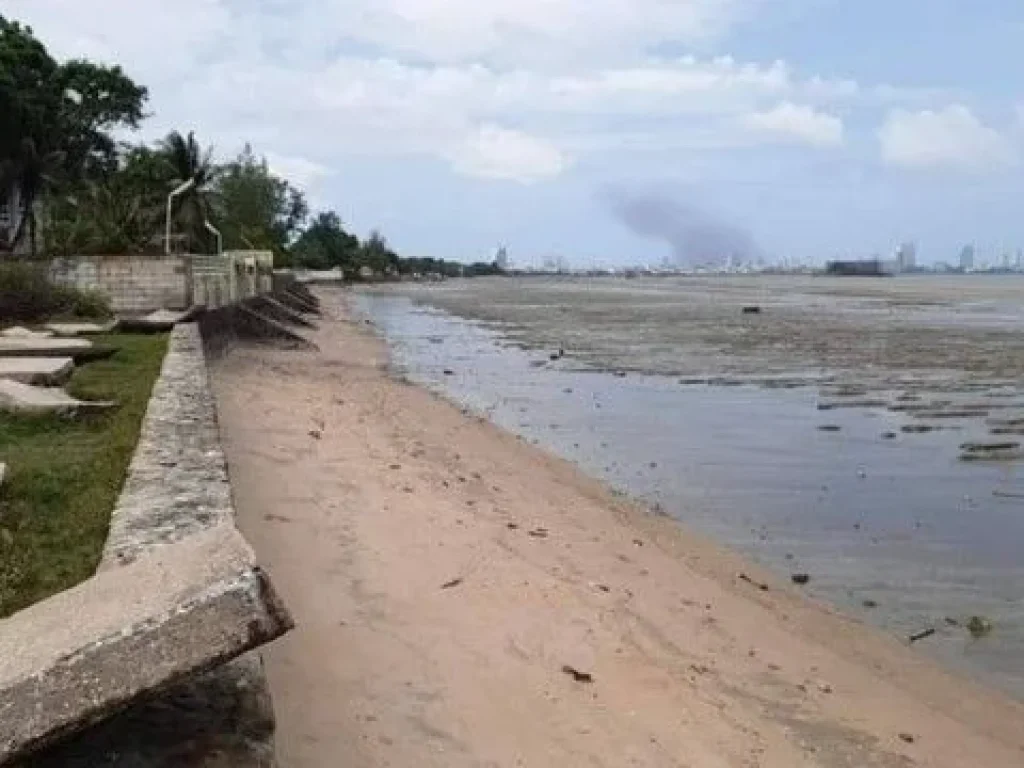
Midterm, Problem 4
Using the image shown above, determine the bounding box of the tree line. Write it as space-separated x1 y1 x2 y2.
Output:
0 15 502 279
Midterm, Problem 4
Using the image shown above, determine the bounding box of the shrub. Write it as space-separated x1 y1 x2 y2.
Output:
0 261 111 323
68 288 111 319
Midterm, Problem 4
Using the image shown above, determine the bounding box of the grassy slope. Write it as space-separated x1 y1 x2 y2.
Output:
0 333 168 618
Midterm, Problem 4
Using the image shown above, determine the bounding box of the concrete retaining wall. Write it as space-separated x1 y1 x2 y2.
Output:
49 255 190 313
48 251 276 315
27 324 279 767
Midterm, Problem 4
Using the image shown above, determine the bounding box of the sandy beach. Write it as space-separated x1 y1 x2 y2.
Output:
211 288 1024 768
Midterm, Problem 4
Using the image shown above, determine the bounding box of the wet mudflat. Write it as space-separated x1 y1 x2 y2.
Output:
354 275 1024 700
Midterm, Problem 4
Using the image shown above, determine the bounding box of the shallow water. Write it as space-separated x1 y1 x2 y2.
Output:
354 292 1024 702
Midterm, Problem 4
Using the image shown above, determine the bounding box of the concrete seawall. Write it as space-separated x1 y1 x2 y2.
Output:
25 324 283 767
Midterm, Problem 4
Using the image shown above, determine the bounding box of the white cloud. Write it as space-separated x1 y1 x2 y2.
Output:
2 0 940 190
879 105 1017 172
742 102 844 147
446 125 568 183
264 154 332 190
298 0 761 64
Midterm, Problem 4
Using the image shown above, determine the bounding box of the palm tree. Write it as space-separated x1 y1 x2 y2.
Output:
158 131 219 252
2 138 65 257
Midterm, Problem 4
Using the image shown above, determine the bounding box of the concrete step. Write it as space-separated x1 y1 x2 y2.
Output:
0 327 54 340
0 338 93 359
0 380 113 414
0 358 74 386
0 523 293 764
45 321 117 337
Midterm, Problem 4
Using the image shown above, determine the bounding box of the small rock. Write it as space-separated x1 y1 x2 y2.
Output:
862 599 878 609
441 578 464 590
741 306 762 315
818 425 842 432
882 431 898 440
443 369 455 376
791 573 810 585
308 429 323 440
898 733 915 744
561 665 593 683
818 683 833 694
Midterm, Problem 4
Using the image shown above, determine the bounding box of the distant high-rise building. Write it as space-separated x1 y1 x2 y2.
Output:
959 244 975 272
897 241 917 272
494 245 510 271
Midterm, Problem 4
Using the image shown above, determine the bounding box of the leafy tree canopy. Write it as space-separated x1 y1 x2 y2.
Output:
213 145 307 257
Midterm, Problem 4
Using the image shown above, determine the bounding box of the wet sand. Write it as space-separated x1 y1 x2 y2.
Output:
212 290 1024 767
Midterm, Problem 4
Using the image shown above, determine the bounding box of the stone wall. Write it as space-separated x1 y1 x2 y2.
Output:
49 254 190 313
27 324 279 767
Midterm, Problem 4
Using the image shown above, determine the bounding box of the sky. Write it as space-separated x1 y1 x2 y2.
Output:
6 0 1024 266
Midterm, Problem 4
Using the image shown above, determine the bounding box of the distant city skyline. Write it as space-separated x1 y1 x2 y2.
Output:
7 0 1024 266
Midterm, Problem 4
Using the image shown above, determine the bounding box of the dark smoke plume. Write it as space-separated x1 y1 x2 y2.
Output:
606 189 761 267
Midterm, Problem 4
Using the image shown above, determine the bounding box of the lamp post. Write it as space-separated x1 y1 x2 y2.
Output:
204 220 222 255
165 178 195 255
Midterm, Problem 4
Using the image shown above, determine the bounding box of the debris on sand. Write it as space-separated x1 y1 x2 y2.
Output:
441 578 464 590
739 573 770 592
741 306 762 315
908 628 936 644
443 369 455 376
818 424 842 432
791 573 810 586
899 733 916 744
967 616 994 638
528 528 549 538
561 665 594 684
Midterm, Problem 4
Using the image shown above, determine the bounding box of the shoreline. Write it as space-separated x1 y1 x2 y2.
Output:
211 287 1024 767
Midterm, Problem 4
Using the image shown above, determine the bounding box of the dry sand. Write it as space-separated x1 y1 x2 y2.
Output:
211 289 1024 768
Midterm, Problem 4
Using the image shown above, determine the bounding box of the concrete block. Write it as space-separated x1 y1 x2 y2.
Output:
0 523 293 764
252 295 318 328
45 321 117 337
0 327 53 340
0 358 74 386
0 380 113 415
119 308 198 334
0 338 93 359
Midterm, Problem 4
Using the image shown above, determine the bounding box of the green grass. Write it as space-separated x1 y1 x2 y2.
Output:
0 333 168 618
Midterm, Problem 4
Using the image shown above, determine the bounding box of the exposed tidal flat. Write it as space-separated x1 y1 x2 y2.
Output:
356 274 1024 700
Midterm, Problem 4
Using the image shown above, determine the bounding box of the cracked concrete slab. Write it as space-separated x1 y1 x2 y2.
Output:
0 358 74 386
0 523 293 765
45 321 117 336
0 327 53 340
0 380 113 414
0 338 93 358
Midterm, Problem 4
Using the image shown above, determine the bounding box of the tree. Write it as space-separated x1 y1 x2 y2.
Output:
0 15 147 254
213 145 307 257
360 230 399 275
291 211 360 271
158 130 219 252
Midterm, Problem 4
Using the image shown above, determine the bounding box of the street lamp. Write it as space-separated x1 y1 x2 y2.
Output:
165 178 195 255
